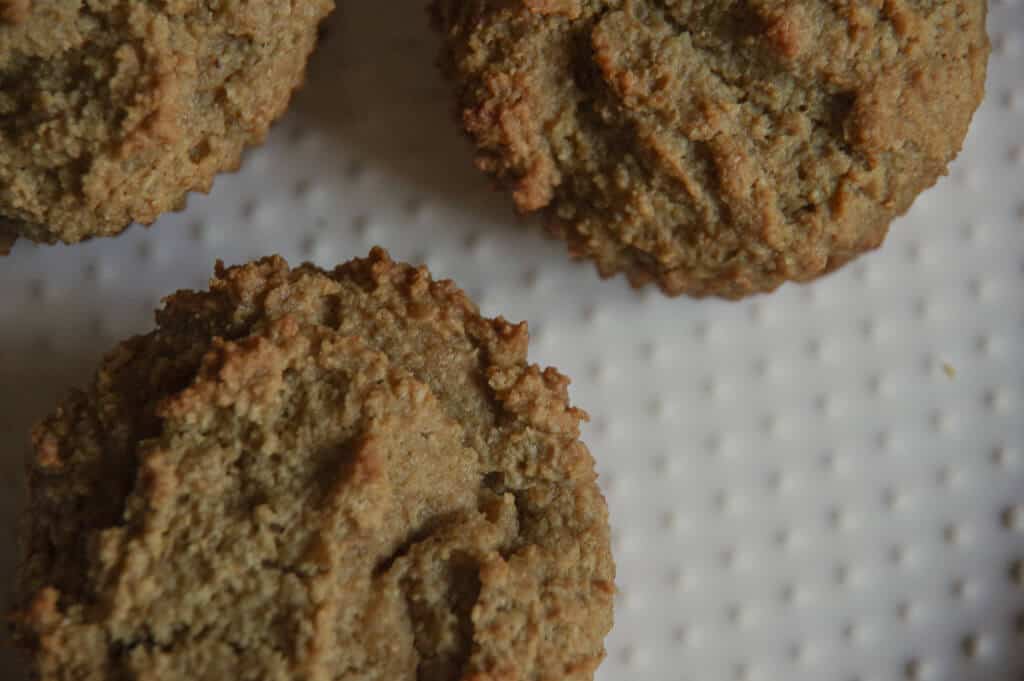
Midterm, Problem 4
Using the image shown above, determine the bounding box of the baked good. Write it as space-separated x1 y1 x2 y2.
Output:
433 0 990 298
0 0 333 250
12 248 615 681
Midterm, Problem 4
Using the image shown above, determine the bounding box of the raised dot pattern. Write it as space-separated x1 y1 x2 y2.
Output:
1 4 1023 681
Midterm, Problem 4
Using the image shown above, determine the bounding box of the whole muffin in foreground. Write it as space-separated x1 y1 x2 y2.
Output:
12 249 615 681
433 0 989 298
0 0 333 251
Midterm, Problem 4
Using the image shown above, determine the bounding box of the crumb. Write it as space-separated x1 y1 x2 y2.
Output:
0 0 30 24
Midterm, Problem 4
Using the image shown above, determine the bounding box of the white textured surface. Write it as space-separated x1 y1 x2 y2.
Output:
2 2 1023 679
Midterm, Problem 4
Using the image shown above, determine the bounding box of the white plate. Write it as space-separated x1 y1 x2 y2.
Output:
2 2 1022 679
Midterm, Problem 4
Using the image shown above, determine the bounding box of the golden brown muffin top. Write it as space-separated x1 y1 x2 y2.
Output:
14 249 615 681
435 0 989 298
0 0 332 247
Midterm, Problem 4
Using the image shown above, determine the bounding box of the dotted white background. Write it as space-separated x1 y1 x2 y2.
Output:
2 2 1023 680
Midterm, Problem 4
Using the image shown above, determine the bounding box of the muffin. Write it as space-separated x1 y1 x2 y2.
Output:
12 249 615 681
0 0 333 250
433 0 990 298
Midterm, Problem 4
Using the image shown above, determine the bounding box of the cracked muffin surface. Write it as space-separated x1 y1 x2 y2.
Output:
434 0 989 298
0 0 333 250
13 248 615 681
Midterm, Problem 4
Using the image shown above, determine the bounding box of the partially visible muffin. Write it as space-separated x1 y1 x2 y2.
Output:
12 249 615 681
434 0 989 298
0 0 333 249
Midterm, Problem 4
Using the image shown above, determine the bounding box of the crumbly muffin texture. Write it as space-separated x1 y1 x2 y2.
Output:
13 249 615 681
0 0 333 249
434 0 989 298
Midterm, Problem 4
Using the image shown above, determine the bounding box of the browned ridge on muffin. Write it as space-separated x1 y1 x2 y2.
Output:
434 0 989 298
0 0 333 249
12 248 615 681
